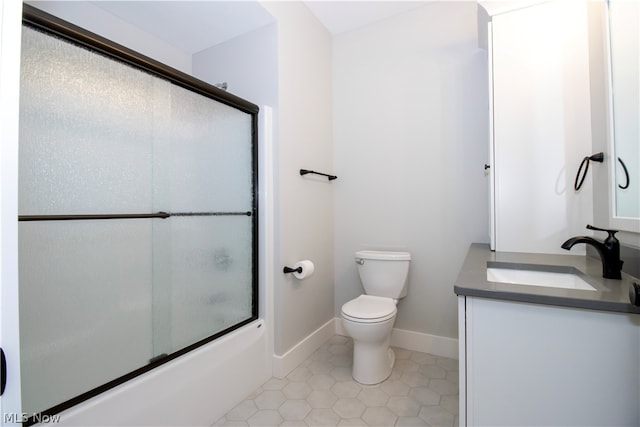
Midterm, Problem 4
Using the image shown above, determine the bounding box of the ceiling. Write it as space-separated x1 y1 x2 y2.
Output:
88 1 430 54
90 1 275 54
303 1 428 35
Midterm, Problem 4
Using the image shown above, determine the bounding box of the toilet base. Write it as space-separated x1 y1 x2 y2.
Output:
352 339 396 385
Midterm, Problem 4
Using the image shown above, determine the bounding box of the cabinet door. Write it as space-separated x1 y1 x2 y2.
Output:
491 0 593 254
465 297 639 426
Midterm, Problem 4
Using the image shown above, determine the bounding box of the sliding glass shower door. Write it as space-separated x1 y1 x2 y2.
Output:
18 8 258 421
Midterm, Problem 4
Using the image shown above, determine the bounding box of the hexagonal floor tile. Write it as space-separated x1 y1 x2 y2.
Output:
409 386 441 406
332 398 366 419
217 335 459 427
357 387 389 407
329 366 353 382
331 381 362 398
361 406 397 426
279 399 312 421
247 409 283 426
428 379 458 396
308 374 336 390
307 389 338 408
287 366 313 382
225 400 257 421
386 396 421 417
254 390 287 410
283 381 313 399
418 404 456 426
380 379 410 396
305 408 340 426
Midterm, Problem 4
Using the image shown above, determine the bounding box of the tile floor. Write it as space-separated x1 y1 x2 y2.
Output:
214 335 459 426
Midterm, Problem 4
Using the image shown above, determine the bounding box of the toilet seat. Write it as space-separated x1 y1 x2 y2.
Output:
341 295 397 323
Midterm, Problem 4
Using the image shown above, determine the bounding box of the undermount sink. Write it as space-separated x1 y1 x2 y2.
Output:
487 267 597 291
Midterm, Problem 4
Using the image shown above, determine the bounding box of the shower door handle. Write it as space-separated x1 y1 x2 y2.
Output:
1 347 6 395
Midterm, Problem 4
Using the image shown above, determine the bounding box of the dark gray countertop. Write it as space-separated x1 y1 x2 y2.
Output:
455 243 640 314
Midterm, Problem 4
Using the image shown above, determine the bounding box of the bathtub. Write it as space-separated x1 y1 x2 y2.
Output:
54 319 271 426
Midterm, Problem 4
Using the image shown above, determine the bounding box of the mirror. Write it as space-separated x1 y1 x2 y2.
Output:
608 0 640 231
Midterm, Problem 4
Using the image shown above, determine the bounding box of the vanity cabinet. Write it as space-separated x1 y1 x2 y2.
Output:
458 296 640 426
484 0 594 254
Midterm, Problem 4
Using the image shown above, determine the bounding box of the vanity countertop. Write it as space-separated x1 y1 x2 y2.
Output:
455 243 640 314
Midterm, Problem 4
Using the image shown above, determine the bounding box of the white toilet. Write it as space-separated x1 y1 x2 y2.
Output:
341 250 411 384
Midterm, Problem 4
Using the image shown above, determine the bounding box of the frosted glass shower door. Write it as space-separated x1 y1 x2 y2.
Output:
18 20 257 420
152 85 255 356
19 26 158 415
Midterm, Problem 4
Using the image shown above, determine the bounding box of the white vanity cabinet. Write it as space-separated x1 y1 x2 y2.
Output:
484 0 595 254
458 296 640 426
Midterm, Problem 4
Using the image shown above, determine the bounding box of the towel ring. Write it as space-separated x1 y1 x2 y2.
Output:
574 152 604 191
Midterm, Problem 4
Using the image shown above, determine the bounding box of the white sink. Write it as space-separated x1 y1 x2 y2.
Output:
486 267 597 291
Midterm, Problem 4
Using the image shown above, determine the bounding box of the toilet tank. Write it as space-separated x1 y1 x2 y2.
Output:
355 250 411 299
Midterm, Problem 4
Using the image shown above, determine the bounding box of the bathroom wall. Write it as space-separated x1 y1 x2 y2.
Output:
333 1 488 340
258 1 335 356
192 23 277 110
26 1 192 73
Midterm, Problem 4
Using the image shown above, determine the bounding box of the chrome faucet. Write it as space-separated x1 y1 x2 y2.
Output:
561 225 623 280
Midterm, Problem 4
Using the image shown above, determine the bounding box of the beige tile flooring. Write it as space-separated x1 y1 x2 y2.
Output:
214 335 459 426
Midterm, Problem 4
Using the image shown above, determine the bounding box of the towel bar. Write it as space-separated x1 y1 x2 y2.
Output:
300 169 337 181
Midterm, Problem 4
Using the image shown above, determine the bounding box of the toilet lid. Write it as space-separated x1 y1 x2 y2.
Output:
341 295 397 321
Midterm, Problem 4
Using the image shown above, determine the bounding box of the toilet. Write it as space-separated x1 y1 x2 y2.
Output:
341 250 411 384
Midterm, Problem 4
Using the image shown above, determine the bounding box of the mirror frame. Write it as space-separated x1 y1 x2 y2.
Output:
605 1 640 234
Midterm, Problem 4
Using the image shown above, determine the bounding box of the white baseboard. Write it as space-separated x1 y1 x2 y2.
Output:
390 326 458 359
272 317 335 378
273 318 459 379
334 317 458 360
334 316 348 336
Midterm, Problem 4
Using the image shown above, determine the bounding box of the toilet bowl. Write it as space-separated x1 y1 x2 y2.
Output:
341 295 398 384
340 250 410 385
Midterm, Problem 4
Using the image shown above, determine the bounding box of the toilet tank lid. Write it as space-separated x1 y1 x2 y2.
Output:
355 250 411 261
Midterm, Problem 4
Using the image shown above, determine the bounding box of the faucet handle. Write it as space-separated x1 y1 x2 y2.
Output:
586 224 619 237
587 225 620 249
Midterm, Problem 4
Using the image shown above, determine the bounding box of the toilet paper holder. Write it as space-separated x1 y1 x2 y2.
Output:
283 260 315 279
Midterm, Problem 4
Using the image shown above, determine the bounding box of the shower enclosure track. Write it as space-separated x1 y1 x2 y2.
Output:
18 211 252 221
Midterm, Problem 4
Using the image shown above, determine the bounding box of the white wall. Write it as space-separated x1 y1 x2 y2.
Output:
192 23 277 110
333 1 488 339
490 0 594 254
26 1 192 74
259 1 335 356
